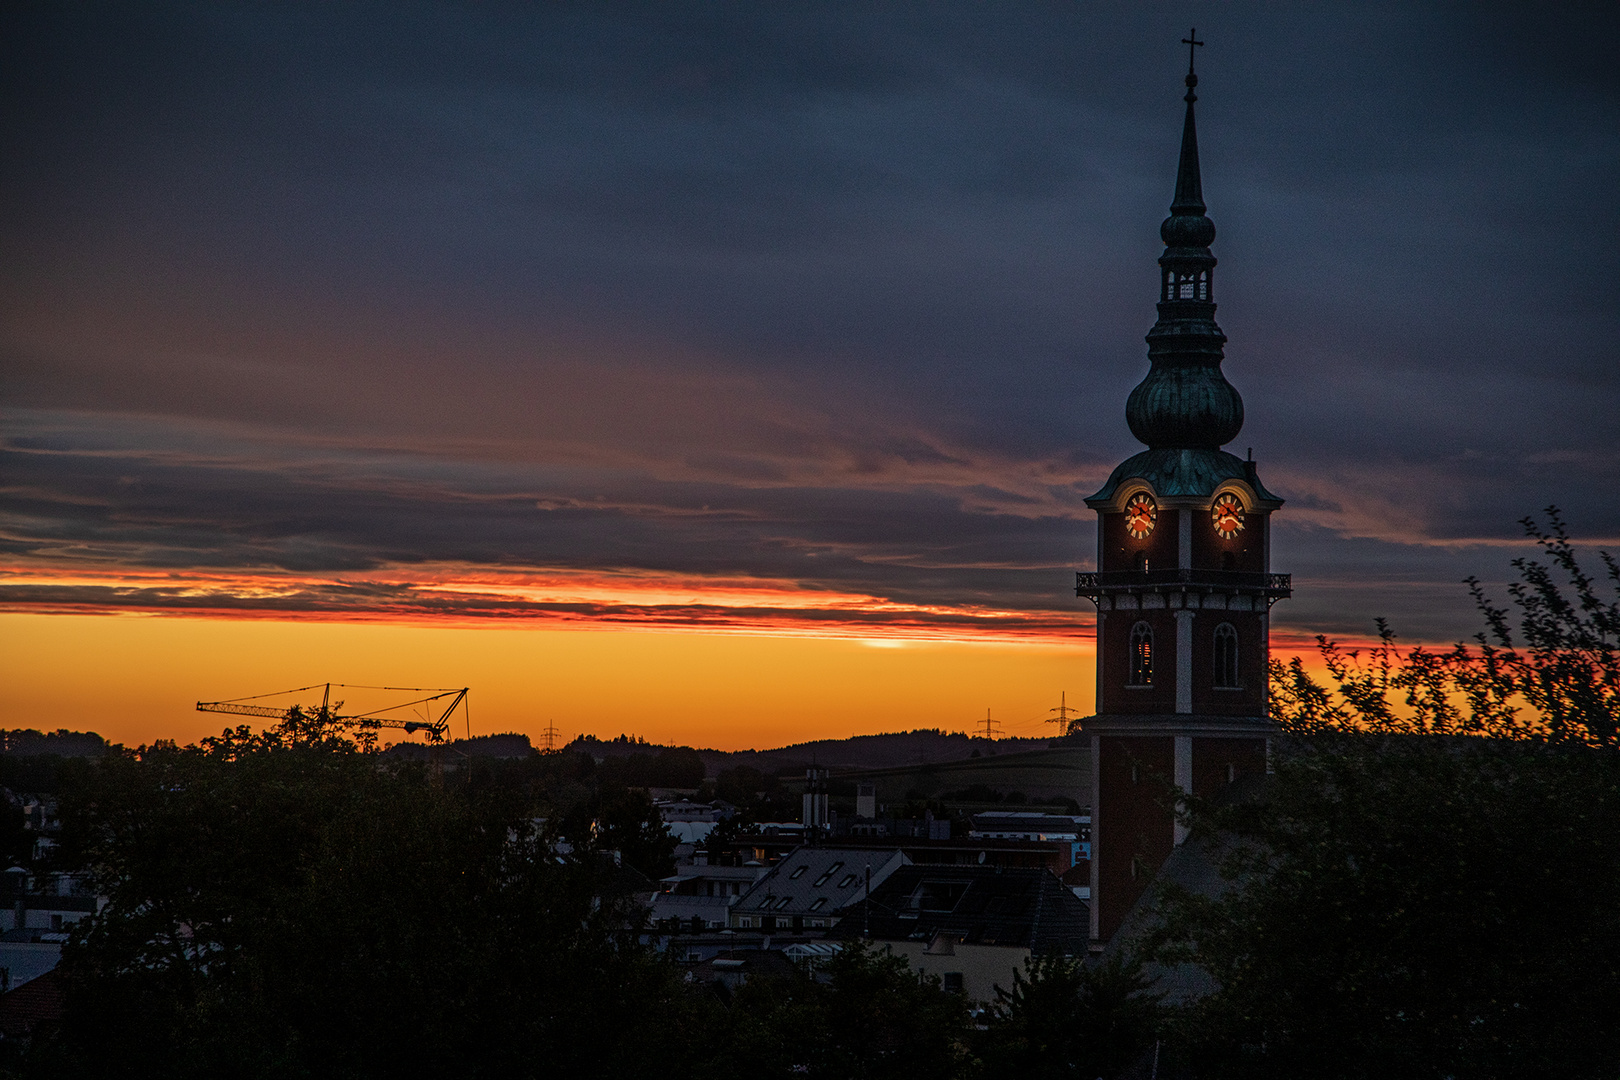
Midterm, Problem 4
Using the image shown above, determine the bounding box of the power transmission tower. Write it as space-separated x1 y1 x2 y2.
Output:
1047 690 1081 735
980 708 1002 740
540 722 561 752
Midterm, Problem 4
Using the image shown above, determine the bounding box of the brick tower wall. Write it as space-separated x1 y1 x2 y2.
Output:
1095 735 1175 942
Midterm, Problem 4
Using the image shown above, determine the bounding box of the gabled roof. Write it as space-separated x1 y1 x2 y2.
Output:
735 847 908 918
832 865 1089 954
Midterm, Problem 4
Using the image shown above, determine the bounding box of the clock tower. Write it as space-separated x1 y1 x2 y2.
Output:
1077 43 1291 944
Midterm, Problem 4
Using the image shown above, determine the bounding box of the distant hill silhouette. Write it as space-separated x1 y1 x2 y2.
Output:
570 729 1051 779
7 727 1051 780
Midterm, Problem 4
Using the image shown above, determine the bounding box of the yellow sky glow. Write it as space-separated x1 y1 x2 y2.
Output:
1 612 1104 750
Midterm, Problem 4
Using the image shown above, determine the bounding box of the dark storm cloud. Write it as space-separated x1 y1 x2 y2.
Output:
0 410 1084 612
2 2 1617 641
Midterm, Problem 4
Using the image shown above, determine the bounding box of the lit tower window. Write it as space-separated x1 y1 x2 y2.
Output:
1129 622 1154 685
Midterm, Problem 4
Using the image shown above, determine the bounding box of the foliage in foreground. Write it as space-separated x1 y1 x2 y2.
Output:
710 942 973 1079
1150 512 1620 1078
26 726 697 1079
974 953 1161 1079
1152 736 1619 1078
1270 509 1618 748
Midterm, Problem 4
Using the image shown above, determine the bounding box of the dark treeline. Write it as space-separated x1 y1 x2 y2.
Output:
596 744 707 790
0 730 112 760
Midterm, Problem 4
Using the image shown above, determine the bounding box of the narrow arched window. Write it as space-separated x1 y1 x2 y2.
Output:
1197 271 1208 300
1129 622 1154 686
1165 272 1175 301
1135 551 1150 574
1178 276 1195 299
1214 623 1240 689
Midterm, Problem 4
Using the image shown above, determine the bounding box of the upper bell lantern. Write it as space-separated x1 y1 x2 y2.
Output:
1124 33 1245 451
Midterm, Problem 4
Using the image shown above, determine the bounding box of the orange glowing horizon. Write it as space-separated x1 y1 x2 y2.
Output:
2 589 1385 754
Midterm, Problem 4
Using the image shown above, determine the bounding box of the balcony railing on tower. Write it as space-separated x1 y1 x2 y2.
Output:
1075 568 1291 601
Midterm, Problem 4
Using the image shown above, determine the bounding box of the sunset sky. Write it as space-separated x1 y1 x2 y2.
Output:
3 4 1617 749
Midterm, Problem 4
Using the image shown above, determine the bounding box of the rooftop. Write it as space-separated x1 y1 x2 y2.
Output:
735 846 908 919
833 864 1089 954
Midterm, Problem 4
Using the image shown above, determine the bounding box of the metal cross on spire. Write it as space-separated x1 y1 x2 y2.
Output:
1182 28 1204 75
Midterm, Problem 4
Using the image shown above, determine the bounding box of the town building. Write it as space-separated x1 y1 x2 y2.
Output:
967 811 1089 849
650 863 768 931
1 868 99 943
1075 51 1288 945
729 847 909 931
830 809 951 841
655 797 733 846
832 865 1090 1005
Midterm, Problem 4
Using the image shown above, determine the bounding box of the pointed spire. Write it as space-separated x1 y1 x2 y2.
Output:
1163 29 1212 249
1171 75 1205 215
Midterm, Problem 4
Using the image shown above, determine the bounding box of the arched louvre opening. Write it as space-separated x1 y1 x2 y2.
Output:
1129 622 1154 686
1214 622 1240 688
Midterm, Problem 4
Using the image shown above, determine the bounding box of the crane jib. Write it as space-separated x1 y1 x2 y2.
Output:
194 690 467 742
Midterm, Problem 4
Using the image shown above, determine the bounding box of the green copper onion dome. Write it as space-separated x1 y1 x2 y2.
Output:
1124 65 1244 450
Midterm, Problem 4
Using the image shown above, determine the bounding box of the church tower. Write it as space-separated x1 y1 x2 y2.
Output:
1077 38 1291 944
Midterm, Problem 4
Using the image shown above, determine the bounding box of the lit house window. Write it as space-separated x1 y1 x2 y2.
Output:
1129 622 1154 686
1214 623 1240 688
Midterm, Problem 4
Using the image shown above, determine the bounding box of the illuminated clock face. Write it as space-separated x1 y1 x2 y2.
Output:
1124 493 1157 539
1211 493 1246 538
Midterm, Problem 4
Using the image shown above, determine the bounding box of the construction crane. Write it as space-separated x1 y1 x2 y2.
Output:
197 683 470 742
